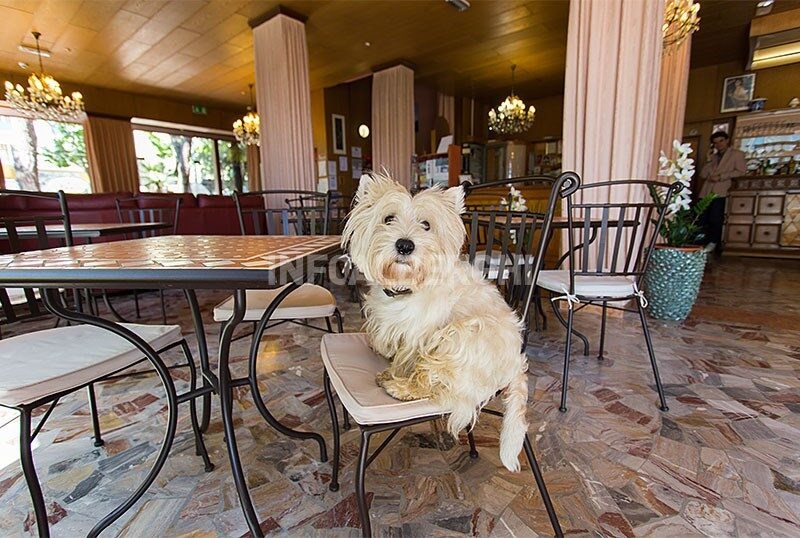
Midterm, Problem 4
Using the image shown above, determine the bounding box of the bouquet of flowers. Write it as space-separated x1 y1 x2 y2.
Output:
500 184 528 212
650 140 716 247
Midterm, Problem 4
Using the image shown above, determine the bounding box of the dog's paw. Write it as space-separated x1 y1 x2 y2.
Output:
375 369 392 386
381 379 421 401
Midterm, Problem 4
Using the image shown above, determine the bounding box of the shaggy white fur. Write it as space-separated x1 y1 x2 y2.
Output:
342 172 529 472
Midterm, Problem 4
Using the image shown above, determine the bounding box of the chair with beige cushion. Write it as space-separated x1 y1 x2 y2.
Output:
214 190 349 433
0 190 212 537
320 173 579 537
213 190 343 333
536 179 682 413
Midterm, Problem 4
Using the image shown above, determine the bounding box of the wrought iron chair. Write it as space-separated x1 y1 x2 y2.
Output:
115 196 182 324
0 190 212 537
319 172 579 537
537 179 681 412
213 190 350 435
462 175 558 331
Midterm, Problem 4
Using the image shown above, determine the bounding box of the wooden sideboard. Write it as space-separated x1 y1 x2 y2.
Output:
724 175 800 258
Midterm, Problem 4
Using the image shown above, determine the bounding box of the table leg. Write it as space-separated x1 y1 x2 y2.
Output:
184 289 214 433
217 289 263 536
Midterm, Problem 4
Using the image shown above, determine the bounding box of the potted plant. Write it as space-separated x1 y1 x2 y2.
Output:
644 140 716 321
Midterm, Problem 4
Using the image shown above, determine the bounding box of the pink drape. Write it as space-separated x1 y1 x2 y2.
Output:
246 144 262 191
253 14 315 194
653 35 692 174
562 0 665 268
372 65 415 187
437 92 455 135
84 115 140 193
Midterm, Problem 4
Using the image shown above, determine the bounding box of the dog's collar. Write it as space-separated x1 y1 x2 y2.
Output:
383 287 412 298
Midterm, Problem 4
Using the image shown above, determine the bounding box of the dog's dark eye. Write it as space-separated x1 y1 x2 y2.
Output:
421 220 430 231
384 215 395 224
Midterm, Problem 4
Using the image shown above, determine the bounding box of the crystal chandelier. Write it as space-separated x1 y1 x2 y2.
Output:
662 0 700 51
233 83 260 146
4 32 85 121
488 65 535 136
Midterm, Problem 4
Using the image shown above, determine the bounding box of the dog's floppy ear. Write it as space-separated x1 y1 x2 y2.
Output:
444 185 465 214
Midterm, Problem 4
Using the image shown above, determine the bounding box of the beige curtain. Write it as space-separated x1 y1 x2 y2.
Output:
437 92 455 135
247 144 262 191
84 115 139 193
253 14 315 193
372 65 415 187
562 0 665 267
653 35 692 174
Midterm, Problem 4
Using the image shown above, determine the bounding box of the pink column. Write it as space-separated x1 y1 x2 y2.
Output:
653 35 692 172
372 64 415 187
562 0 665 264
252 10 315 192
562 0 665 188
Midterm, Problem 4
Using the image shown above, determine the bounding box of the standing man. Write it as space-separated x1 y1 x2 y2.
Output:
699 131 747 254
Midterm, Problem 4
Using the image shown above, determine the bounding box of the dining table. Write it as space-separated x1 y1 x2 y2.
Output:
0 233 341 537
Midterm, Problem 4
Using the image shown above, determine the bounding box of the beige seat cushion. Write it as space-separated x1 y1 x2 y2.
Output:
0 323 182 406
213 284 336 322
537 270 637 299
321 333 446 426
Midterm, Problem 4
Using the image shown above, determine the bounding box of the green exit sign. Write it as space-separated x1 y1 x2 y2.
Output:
192 105 207 115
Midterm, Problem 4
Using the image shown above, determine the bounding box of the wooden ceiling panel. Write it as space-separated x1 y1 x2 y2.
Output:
0 0 773 109
71 0 127 32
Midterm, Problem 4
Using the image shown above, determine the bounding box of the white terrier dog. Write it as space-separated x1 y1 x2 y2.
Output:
342 172 529 471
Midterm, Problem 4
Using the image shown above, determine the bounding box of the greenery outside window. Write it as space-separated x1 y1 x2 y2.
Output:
133 124 247 195
0 110 91 193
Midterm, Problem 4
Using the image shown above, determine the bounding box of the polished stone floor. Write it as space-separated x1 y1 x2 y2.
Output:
0 256 798 537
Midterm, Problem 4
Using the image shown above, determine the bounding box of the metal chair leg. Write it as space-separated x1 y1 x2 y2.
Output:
87 384 105 447
133 290 141 319
19 407 49 538
356 429 372 538
636 301 669 412
522 433 564 538
597 301 608 360
159 289 167 325
551 299 589 356
467 430 479 459
332 309 351 431
180 340 214 472
323 371 340 492
559 306 574 412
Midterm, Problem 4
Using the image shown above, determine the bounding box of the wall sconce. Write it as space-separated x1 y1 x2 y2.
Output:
358 124 370 138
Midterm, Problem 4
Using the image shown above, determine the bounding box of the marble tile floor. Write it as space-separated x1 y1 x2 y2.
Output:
0 256 798 536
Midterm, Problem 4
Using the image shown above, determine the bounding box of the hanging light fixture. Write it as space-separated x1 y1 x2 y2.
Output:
662 0 700 51
233 83 260 146
4 31 85 121
488 65 535 136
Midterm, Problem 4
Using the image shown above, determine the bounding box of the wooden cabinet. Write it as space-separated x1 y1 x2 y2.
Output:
724 176 800 258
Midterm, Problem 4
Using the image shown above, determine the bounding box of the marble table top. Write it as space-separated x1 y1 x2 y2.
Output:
0 235 341 289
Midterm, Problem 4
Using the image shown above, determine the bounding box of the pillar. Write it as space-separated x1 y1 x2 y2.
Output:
653 35 692 173
562 0 665 186
372 63 415 187
251 7 315 192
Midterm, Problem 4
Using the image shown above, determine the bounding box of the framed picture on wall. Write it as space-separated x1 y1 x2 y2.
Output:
332 114 346 155
712 121 731 135
720 74 755 113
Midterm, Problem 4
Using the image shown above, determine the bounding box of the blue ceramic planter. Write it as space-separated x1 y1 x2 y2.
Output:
643 246 707 321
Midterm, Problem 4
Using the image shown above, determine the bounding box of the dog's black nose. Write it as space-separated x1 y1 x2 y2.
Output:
395 238 415 255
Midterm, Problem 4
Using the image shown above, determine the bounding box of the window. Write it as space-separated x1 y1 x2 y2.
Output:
0 113 91 193
133 125 247 195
